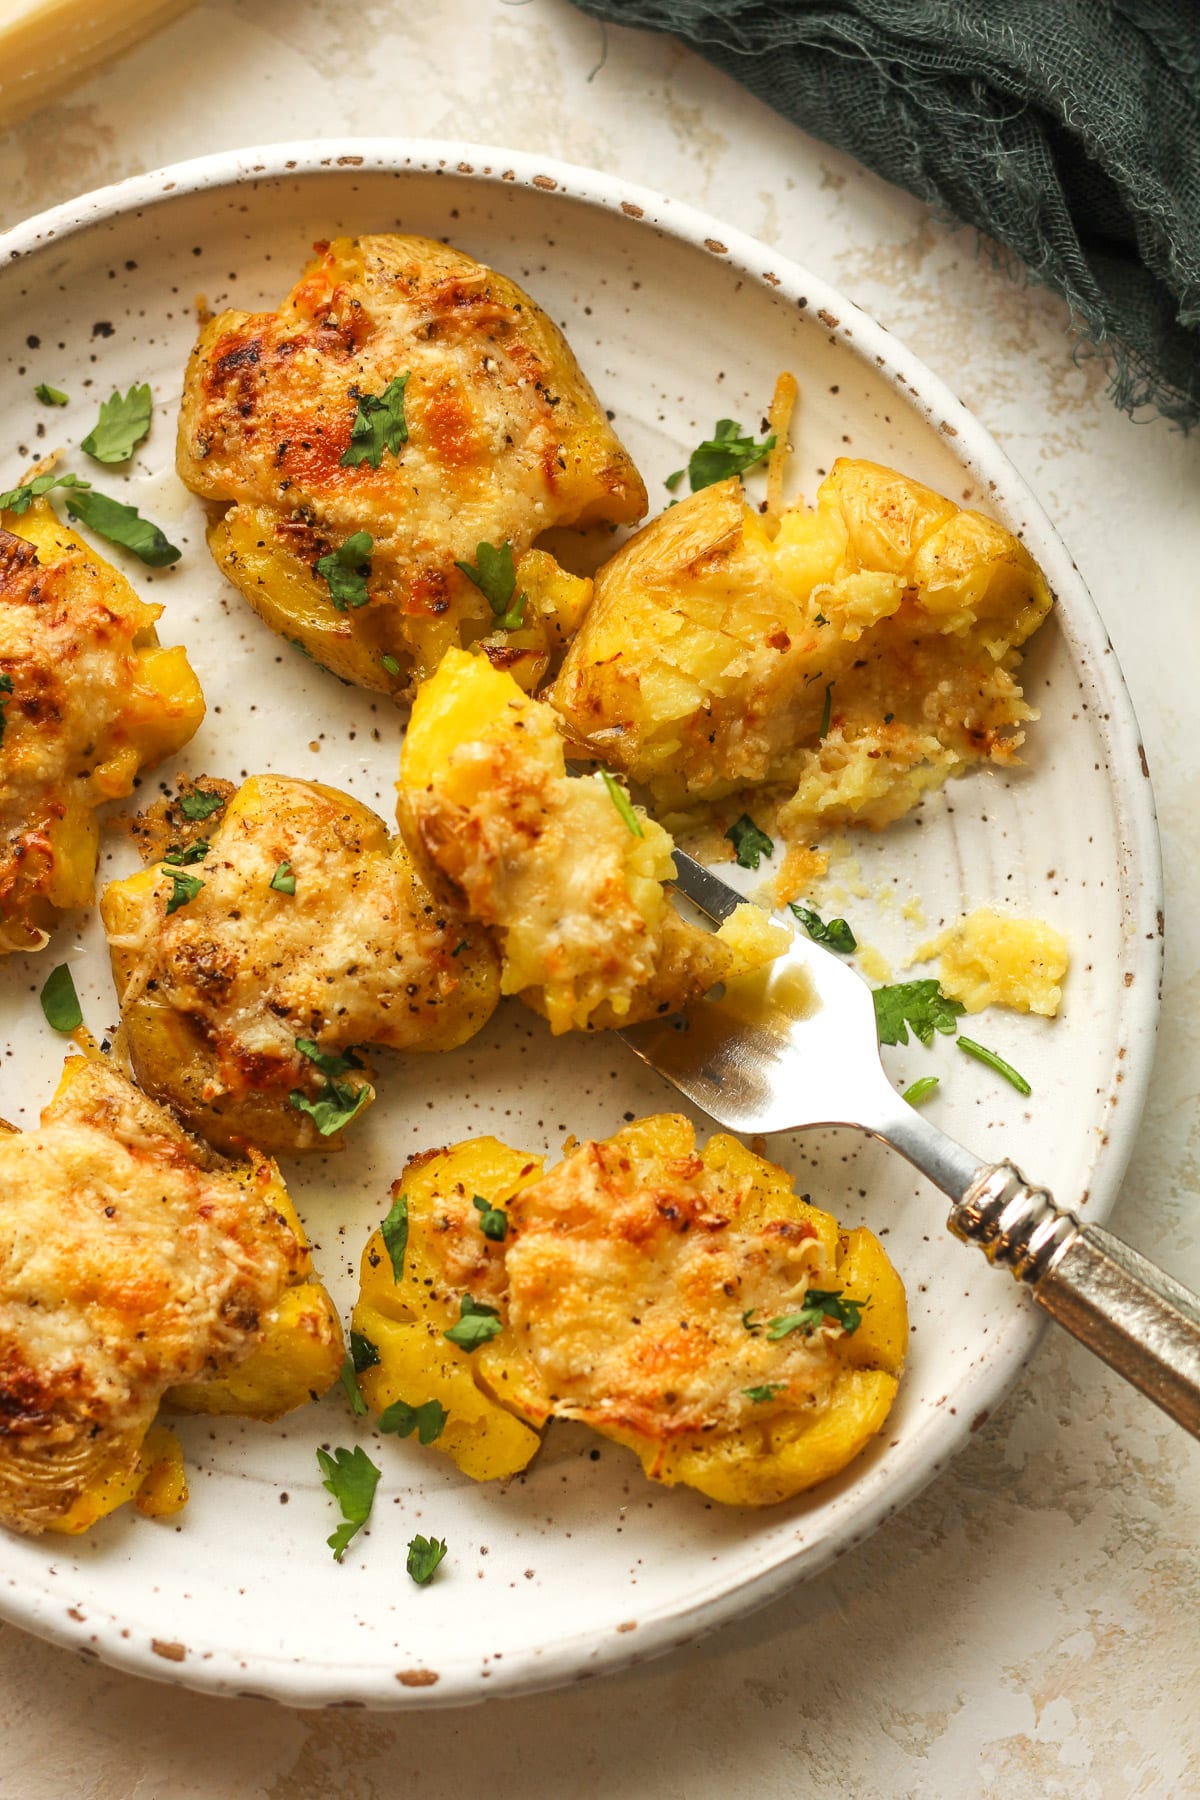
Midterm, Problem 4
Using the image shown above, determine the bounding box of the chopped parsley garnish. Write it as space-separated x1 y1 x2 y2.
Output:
380 1191 409 1281
341 373 410 469
66 488 180 566
443 1294 503 1352
790 902 857 954
902 1075 941 1107
664 468 684 492
289 1039 369 1137
743 1383 786 1403
455 539 527 630
339 1351 368 1417
684 418 776 492
0 472 90 515
407 1534 448 1587
741 1308 761 1334
957 1036 1032 1096
315 530 373 611
164 871 204 915
766 1289 865 1339
35 383 68 407
178 787 225 822
379 1396 449 1445
40 963 82 1033
350 1330 380 1374
270 859 296 894
80 383 153 463
472 1194 509 1242
163 840 208 866
873 980 965 1047
380 653 401 677
316 1445 380 1563
819 681 834 740
0 671 12 747
600 769 643 838
725 813 774 869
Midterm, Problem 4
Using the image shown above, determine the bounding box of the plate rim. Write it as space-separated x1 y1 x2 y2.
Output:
0 137 1165 1707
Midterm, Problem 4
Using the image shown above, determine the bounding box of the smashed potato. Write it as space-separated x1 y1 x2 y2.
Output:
352 1116 906 1505
0 497 204 954
101 774 500 1154
178 234 646 695
552 459 1051 835
397 647 789 1032
917 907 1069 1017
0 1057 308 1536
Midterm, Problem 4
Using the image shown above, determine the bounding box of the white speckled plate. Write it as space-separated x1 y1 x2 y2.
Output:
0 142 1161 1707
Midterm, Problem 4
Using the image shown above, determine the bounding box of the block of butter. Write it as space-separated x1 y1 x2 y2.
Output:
0 0 195 133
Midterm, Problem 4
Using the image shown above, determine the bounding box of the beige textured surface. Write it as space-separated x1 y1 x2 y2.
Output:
0 2 1197 1793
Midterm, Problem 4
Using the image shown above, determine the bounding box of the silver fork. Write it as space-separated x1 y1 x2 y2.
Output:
619 850 1200 1437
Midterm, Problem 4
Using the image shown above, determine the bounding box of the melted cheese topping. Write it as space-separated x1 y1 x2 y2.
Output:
0 502 203 952
178 234 646 689
501 1136 848 1438
553 457 1051 834
400 648 788 1032
918 907 1069 1016
0 1059 301 1533
101 774 498 1151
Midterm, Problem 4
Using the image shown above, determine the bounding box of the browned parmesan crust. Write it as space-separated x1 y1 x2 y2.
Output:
0 500 204 954
177 234 647 694
0 1059 303 1535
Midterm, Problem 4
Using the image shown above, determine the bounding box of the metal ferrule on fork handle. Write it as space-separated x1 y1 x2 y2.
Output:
947 1162 1077 1283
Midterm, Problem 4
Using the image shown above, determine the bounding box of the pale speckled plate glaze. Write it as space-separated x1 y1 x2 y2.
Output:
0 142 1162 1708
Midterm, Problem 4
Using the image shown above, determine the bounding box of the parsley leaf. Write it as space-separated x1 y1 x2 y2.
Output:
902 1075 941 1107
339 1351 368 1418
767 1289 865 1339
407 1534 448 1587
80 383 153 463
819 681 834 740
743 1383 786 1403
664 468 684 492
443 1295 503 1353
35 383 68 407
455 539 527 630
163 840 208 866
65 488 180 566
289 1040 369 1137
0 672 12 748
725 813 774 869
164 871 203 915
472 1194 509 1242
600 769 643 838
379 1396 449 1445
380 1192 409 1281
315 530 373 611
685 418 775 492
957 1036 1032 1096
873 980 965 1047
790 902 857 954
40 963 82 1033
316 1445 380 1563
380 653 401 677
0 472 90 516
349 1330 380 1374
341 374 410 469
179 787 225 822
270 859 296 894
741 1308 761 1334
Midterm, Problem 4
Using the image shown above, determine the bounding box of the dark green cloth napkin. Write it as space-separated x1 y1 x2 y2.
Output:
570 0 1200 427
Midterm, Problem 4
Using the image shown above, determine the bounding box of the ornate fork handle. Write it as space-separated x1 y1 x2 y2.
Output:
949 1162 1200 1437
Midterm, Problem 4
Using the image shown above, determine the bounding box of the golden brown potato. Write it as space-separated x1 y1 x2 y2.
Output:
351 1116 907 1506
178 234 646 694
398 647 789 1033
101 774 500 1154
552 459 1052 834
0 1057 305 1536
0 497 204 954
